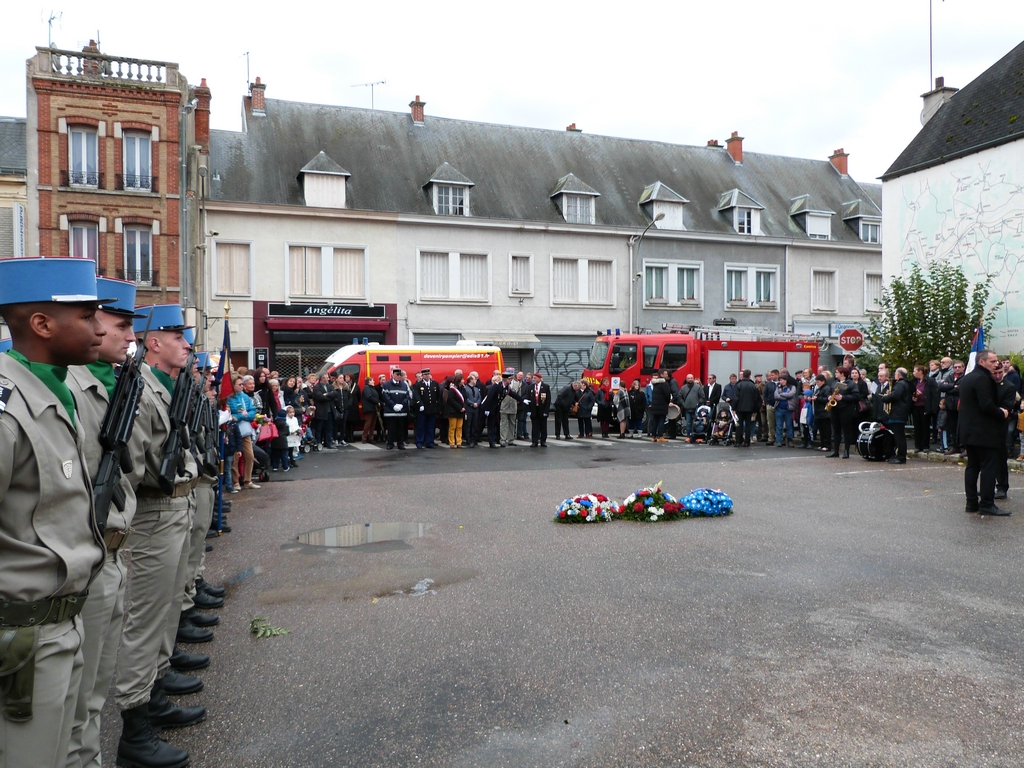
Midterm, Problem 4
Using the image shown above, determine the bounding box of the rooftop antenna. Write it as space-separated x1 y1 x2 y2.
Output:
241 51 249 88
928 0 946 88
44 10 62 48
352 80 386 110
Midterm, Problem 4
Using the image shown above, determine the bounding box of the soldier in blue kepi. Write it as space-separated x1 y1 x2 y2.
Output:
113 303 203 768
65 277 151 768
0 257 112 768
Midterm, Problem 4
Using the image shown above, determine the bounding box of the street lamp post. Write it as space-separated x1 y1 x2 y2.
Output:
629 212 665 333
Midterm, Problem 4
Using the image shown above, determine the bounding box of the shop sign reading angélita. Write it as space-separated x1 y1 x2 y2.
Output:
268 303 386 319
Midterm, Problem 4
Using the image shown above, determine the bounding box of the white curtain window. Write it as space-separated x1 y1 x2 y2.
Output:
124 227 152 284
289 246 322 296
69 128 98 186
736 209 752 234
217 243 250 295
726 269 746 302
333 248 365 297
552 258 578 302
645 266 666 301
564 195 594 225
588 260 612 304
70 223 98 262
677 267 697 301
436 185 466 216
459 253 488 300
420 251 450 299
861 221 880 243
812 270 836 311
756 270 774 303
865 273 883 311
510 255 532 294
123 133 152 189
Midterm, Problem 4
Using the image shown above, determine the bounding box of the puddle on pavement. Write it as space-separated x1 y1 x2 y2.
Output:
296 522 427 549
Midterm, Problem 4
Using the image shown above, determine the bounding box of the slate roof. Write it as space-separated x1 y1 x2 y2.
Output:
717 189 765 211
0 117 27 174
882 40 1024 180
426 161 473 187
299 151 350 176
550 172 599 197
789 195 835 216
638 181 688 205
840 198 881 220
210 99 880 243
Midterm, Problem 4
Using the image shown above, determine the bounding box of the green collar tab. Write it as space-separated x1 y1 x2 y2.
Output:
152 366 176 396
6 349 76 426
86 361 117 400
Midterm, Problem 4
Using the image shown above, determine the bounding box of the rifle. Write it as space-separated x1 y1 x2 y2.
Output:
92 334 149 535
157 351 196 495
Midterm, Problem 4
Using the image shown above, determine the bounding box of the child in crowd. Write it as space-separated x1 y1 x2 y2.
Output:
286 405 303 463
270 408 291 471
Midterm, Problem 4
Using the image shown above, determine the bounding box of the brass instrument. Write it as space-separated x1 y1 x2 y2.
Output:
825 393 838 411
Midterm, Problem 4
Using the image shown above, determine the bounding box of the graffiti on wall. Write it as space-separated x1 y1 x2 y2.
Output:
536 348 590 391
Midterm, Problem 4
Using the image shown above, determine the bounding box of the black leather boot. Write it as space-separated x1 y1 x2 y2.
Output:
169 647 209 672
183 607 219 627
193 590 223 610
117 702 191 768
842 447 850 459
196 578 226 599
148 679 206 729
176 614 213 644
160 668 203 696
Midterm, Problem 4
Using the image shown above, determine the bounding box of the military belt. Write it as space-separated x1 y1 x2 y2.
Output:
0 593 88 628
137 477 199 499
104 527 131 552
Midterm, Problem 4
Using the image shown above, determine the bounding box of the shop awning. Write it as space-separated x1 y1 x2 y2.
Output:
468 332 541 349
266 317 391 332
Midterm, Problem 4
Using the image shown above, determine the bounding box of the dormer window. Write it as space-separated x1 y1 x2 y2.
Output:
299 151 350 209
638 182 688 230
425 162 474 217
789 195 834 240
841 199 883 244
551 173 600 225
717 189 764 236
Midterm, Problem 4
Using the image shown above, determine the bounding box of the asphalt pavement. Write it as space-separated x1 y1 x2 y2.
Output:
101 436 1024 767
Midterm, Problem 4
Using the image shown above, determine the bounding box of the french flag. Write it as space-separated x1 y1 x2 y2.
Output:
965 327 984 374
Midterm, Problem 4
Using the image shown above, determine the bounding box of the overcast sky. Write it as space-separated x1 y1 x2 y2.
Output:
2 2 1021 182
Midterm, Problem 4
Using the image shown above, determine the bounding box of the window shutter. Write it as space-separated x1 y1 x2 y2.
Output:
459 253 487 300
510 255 531 293
812 271 834 310
333 248 364 297
552 258 578 302
420 251 450 299
588 260 612 303
865 274 883 311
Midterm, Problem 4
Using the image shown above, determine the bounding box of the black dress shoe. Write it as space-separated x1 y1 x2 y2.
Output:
827 451 839 458
176 616 214 644
205 544 213 552
117 702 191 768
965 503 980 514
196 578 226 598
184 608 219 627
170 647 210 671
161 668 203 696
205 529 218 539
886 457 906 464
995 490 1008 499
148 684 205 730
980 505 1011 516
193 590 224 610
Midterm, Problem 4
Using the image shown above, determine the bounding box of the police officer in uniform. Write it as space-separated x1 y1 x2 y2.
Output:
65 278 148 768
114 305 202 768
411 368 442 448
0 257 109 768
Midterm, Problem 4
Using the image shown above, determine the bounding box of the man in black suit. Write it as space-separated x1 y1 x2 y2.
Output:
704 374 722 413
959 349 1011 515
523 372 552 446
480 372 505 448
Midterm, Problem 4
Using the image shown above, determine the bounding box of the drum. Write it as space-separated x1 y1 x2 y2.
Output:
667 402 681 420
857 423 895 461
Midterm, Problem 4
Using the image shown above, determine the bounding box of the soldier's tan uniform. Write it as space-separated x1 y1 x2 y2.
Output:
65 364 142 768
114 364 197 710
0 355 104 768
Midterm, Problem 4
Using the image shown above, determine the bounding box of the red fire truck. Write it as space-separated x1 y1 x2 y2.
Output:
581 324 824 387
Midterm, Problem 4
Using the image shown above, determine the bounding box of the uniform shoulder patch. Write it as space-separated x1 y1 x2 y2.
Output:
0 377 15 415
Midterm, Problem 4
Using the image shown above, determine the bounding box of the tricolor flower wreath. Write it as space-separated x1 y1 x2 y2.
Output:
620 482 687 522
554 493 622 523
680 488 734 517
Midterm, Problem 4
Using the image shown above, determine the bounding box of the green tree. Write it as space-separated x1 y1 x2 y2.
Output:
864 262 1000 371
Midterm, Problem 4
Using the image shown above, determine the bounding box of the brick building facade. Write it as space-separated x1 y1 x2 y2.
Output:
25 43 209 307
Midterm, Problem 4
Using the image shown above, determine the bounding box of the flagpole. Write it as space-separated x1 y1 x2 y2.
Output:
216 300 231 532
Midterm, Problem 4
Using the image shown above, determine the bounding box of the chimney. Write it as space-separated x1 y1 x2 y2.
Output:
921 76 958 125
194 78 212 153
829 148 849 176
409 95 426 125
249 77 266 115
726 131 743 164
566 122 581 132
707 139 720 147
82 39 102 76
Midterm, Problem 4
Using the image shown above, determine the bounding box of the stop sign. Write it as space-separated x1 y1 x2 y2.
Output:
839 328 863 351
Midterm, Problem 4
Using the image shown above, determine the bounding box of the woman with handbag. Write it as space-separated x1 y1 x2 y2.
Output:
227 374 260 489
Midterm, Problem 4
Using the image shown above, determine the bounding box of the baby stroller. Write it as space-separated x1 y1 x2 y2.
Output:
299 422 318 453
690 404 713 444
709 402 738 446
857 421 895 461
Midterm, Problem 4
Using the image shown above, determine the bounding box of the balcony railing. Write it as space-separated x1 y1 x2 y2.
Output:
61 170 103 188
117 268 157 287
48 50 170 84
116 174 157 192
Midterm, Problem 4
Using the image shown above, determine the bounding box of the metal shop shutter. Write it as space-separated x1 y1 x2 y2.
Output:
535 335 597 391
273 345 338 380
412 333 460 345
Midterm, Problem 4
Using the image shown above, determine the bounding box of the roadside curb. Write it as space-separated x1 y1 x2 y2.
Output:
907 449 1023 472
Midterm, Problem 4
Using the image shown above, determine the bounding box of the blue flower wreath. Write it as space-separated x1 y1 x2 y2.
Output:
681 488 734 517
